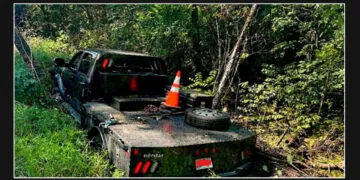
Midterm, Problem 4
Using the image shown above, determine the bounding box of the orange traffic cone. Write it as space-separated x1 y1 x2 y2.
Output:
162 70 181 109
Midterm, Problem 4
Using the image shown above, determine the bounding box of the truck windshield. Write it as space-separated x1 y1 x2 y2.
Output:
100 54 165 74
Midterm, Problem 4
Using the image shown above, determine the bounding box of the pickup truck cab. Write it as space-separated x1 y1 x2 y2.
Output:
50 49 256 177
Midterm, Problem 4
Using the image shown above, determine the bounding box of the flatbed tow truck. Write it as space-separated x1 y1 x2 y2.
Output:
50 49 256 177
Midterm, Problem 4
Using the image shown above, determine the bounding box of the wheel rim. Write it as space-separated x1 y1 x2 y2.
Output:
193 109 221 117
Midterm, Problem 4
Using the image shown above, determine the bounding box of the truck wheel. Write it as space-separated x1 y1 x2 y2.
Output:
185 108 231 131
88 127 107 150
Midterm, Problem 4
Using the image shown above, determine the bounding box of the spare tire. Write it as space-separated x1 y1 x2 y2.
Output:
185 108 231 131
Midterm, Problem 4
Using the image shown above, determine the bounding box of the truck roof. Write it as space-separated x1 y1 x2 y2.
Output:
84 49 157 58
84 102 255 148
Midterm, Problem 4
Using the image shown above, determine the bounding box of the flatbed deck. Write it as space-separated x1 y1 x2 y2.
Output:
84 102 254 148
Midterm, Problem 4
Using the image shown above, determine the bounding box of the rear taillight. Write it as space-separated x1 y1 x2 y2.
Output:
158 63 163 70
134 162 143 174
134 161 158 174
195 147 216 156
133 148 139 156
142 161 152 174
130 77 138 92
102 59 109 69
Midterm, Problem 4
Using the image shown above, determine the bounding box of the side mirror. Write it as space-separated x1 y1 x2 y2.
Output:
54 58 65 67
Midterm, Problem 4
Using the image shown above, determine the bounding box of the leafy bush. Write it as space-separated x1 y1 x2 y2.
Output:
238 15 343 136
238 42 344 135
15 36 74 107
15 52 54 107
234 6 344 177
185 70 217 95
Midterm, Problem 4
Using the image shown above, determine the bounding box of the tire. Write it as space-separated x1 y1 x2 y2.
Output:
88 127 107 150
185 108 231 131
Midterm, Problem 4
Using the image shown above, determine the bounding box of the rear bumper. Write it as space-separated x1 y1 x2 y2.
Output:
218 162 252 177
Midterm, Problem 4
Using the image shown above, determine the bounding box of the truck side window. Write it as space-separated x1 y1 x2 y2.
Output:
69 52 83 69
78 53 94 75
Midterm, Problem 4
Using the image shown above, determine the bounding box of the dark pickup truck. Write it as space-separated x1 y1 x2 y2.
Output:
50 49 256 177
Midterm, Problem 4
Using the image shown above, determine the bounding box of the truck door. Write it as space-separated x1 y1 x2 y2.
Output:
62 51 83 96
71 52 97 111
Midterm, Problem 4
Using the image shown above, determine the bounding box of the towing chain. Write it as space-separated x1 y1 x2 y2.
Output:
144 104 160 113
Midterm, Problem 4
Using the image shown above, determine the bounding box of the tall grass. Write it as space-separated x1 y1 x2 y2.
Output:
14 37 124 177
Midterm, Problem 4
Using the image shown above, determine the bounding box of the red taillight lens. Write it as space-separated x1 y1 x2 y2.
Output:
204 148 209 154
195 149 200 155
102 59 109 69
133 149 139 156
212 148 216 153
142 161 152 174
158 63 163 70
134 162 143 174
130 77 138 92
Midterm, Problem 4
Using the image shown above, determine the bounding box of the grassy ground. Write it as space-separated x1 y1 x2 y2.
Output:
14 37 124 177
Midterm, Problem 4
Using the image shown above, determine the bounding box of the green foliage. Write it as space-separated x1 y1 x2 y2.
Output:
15 37 74 107
29 36 76 57
236 9 344 177
15 102 120 177
186 70 217 90
287 154 293 165
237 4 344 137
15 53 54 107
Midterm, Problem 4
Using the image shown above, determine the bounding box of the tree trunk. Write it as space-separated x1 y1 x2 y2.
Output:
213 17 223 91
191 5 201 72
14 27 41 81
221 37 248 102
212 4 257 109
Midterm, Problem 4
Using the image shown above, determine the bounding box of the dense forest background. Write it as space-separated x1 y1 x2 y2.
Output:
14 4 344 177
